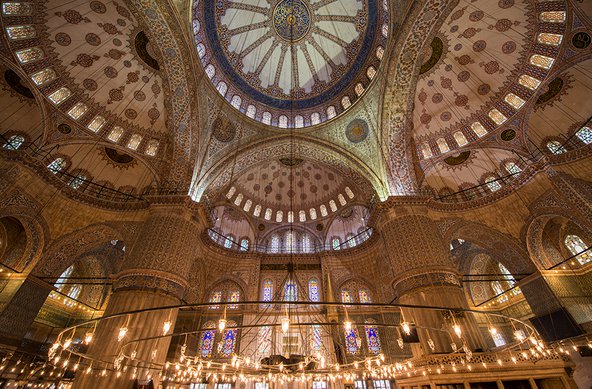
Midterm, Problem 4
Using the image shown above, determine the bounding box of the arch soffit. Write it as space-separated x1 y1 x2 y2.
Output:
444 221 535 275
33 223 125 278
195 137 386 201
0 205 50 273
380 0 458 195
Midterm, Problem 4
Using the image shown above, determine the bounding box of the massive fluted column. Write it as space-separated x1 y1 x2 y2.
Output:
73 202 204 389
376 201 485 356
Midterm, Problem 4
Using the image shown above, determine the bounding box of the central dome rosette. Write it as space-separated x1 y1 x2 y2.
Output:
192 0 389 128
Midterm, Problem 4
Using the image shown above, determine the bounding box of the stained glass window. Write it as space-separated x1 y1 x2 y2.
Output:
3 135 24 150
345 187 355 199
505 162 522 175
216 81 227 95
262 112 272 125
299 210 307 222
312 324 323 352
47 158 66 173
224 235 234 249
437 138 449 153
346 233 356 248
486 176 501 192
48 87 71 105
518 74 541 90
243 199 252 212
67 284 81 300
504 93 525 109
279 115 288 128
15 47 43 63
145 139 159 156
332 237 341 250
258 326 272 356
87 116 106 133
530 54 554 70
311 112 321 125
539 11 566 23
234 193 243 206
367 66 376 80
329 200 337 212
344 327 361 354
221 321 238 357
262 279 273 307
565 235 591 265
420 143 432 159
492 332 506 347
231 95 242 110
302 234 313 253
364 320 381 354
471 122 488 137
31 68 56 86
327 106 336 119
276 210 283 223
359 289 371 304
285 231 295 252
342 96 352 109
488 109 507 126
454 131 468 146
284 280 298 301
308 278 320 302
67 102 88 120
309 208 317 220
199 322 216 358
55 266 73 292
270 234 280 253
547 141 566 154
246 105 256 119
576 127 592 145
313 382 328 389
240 238 249 251
355 381 367 389
205 64 215 78
341 290 353 304
108 126 124 143
127 134 142 150
492 281 508 302
69 174 86 190
228 290 240 309
209 291 222 309
537 33 563 46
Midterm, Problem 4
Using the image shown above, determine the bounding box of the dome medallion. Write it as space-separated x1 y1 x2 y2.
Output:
193 0 389 128
273 0 312 42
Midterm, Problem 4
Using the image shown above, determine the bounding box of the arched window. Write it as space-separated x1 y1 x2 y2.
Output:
332 237 341 250
491 281 508 302
454 131 468 146
319 204 328 216
311 324 323 352
485 176 501 192
228 290 240 309
258 326 272 356
285 231 295 252
302 234 312 253
437 138 449 153
67 284 81 300
338 194 347 206
55 266 73 292
299 210 306 222
240 238 249 251
308 278 320 302
47 158 66 173
199 322 216 358
221 321 238 357
565 235 591 265
504 162 522 175
270 234 280 253
341 289 353 304
69 174 86 190
359 289 371 304
345 233 356 248
329 200 337 212
364 319 381 354
262 279 273 306
3 135 25 150
576 127 592 145
498 263 516 287
284 280 297 301
209 291 222 309
547 140 566 154
344 327 361 354
223 235 234 249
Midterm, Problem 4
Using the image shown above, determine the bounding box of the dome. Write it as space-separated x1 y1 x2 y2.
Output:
192 0 388 128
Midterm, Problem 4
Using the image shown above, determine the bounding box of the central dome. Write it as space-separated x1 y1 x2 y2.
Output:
192 0 388 128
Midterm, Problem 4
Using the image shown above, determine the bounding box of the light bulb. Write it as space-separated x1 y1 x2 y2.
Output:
344 320 352 331
281 317 290 333
163 320 172 335
63 339 72 349
84 333 93 344
118 327 128 341
514 330 525 341
453 324 462 338
489 327 497 335
401 322 411 336
218 318 227 332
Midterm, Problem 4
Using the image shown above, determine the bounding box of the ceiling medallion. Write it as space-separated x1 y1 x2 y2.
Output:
346 118 369 143
444 151 471 166
273 0 312 42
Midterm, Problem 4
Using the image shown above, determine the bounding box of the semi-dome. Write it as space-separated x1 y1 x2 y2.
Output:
192 0 388 128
